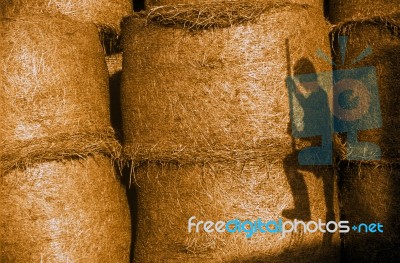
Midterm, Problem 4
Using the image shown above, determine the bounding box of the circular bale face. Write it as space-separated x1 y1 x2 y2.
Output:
0 155 131 262
0 16 120 171
1 0 132 33
329 0 400 23
122 3 340 262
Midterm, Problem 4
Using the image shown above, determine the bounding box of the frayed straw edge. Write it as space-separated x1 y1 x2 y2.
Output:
0 129 122 175
123 141 298 167
332 13 400 38
131 1 311 30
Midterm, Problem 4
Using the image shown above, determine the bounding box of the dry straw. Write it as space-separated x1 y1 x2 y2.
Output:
122 2 334 164
0 155 131 262
329 0 400 23
1 0 133 34
338 163 400 262
332 15 400 163
332 15 400 262
146 0 324 11
0 15 120 173
123 2 340 262
134 162 339 263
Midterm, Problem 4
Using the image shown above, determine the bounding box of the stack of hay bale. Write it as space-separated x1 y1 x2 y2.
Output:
329 1 400 262
122 0 340 262
0 1 132 262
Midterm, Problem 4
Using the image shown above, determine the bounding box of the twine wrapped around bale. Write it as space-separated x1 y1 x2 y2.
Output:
329 0 400 23
1 0 132 34
123 3 340 262
332 16 400 262
0 15 120 173
146 0 324 11
0 155 131 262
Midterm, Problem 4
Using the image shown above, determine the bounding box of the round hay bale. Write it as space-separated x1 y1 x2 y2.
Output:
134 161 340 262
338 163 400 262
332 17 400 163
146 0 324 11
0 155 131 262
329 0 400 23
121 3 334 164
1 0 132 33
122 3 340 262
0 15 120 173
332 17 400 262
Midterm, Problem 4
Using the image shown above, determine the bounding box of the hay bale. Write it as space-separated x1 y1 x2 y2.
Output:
0 15 120 173
123 3 340 262
332 17 400 163
121 3 333 164
146 0 324 11
332 17 400 262
338 163 400 262
329 0 400 23
0 155 131 262
133 162 340 262
1 0 132 33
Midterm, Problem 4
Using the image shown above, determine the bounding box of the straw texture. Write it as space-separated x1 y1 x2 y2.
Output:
332 16 400 163
0 155 131 262
146 0 324 11
134 162 340 262
1 0 133 33
329 0 400 23
339 163 400 262
123 2 340 262
122 3 334 164
0 15 120 173
333 16 400 262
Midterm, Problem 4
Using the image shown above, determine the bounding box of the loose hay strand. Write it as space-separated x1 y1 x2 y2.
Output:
141 2 311 29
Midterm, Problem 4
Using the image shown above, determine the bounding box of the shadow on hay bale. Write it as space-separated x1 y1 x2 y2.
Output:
329 0 400 23
122 2 340 262
332 15 400 263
